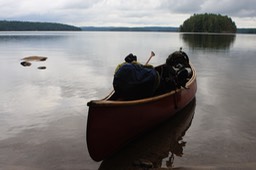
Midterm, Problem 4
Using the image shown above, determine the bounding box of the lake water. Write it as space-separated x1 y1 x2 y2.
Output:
0 31 256 170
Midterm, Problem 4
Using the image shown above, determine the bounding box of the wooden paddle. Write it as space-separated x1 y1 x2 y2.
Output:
145 51 155 65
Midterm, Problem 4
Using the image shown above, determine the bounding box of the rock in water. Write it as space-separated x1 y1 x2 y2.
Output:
37 66 46 70
22 56 48 62
20 61 32 67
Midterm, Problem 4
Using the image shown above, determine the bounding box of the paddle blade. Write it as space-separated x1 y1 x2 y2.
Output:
151 51 155 57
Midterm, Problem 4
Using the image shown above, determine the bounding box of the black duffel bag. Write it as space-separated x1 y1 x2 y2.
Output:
113 63 159 100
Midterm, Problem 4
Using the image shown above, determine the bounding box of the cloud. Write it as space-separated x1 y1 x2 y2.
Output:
200 0 256 17
160 0 256 17
159 0 203 13
0 0 255 27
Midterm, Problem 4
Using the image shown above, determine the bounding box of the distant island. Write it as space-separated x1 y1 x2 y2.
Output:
180 13 237 33
0 21 81 31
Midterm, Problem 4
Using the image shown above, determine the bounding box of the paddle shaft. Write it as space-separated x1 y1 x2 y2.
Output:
145 51 155 65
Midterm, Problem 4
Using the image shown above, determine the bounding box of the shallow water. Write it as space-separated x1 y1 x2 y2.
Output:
0 31 256 169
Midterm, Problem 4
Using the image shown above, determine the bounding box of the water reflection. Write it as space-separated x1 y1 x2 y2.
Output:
99 98 196 170
0 33 67 45
181 33 236 50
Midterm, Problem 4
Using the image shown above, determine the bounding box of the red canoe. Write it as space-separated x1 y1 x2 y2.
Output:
87 63 197 162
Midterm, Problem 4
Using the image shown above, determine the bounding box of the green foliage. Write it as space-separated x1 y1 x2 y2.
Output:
0 21 81 31
180 13 237 33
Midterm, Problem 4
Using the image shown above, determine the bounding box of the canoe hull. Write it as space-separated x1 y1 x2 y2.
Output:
87 65 197 162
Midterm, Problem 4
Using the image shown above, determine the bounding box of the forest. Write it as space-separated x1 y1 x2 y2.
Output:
0 21 81 31
179 13 237 33
237 28 256 34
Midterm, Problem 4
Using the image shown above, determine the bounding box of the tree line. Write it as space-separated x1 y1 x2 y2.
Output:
81 26 178 32
180 13 237 33
237 28 256 34
0 21 81 31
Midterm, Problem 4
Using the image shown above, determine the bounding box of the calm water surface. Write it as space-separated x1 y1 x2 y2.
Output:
0 31 256 169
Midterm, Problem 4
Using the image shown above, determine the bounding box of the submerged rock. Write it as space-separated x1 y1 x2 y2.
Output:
20 61 32 67
37 66 46 70
20 56 48 70
22 56 47 62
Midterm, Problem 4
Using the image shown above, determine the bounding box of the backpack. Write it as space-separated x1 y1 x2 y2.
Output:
163 50 191 89
113 63 159 100
166 51 189 67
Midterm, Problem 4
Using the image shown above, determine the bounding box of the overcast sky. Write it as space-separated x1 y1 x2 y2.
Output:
0 0 255 28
